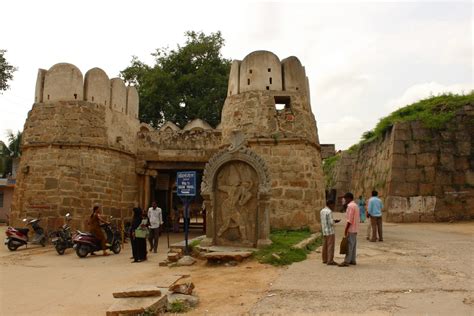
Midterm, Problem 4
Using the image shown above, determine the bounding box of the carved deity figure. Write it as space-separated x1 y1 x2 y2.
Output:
216 164 254 241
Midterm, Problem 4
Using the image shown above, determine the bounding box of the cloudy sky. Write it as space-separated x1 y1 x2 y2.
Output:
1 0 472 149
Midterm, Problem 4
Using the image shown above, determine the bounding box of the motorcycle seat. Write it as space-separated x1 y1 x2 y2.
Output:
78 232 93 236
15 228 29 235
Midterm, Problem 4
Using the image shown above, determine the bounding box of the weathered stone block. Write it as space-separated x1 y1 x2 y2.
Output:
423 167 436 183
406 168 423 183
44 178 58 190
412 128 432 140
390 168 406 182
454 156 470 170
439 153 455 170
284 188 303 200
393 129 412 141
456 141 471 156
417 153 438 167
419 183 434 195
389 181 418 197
405 142 421 154
392 141 406 154
392 154 408 168
435 171 452 185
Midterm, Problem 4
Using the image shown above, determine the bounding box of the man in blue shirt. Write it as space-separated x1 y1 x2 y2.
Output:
368 190 383 242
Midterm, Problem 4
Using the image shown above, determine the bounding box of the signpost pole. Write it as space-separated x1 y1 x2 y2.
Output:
184 198 190 255
176 171 196 256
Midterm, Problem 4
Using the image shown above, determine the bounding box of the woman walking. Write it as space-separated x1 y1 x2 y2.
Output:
130 206 148 262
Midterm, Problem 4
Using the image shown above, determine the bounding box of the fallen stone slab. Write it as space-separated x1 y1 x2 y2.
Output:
204 251 253 262
198 245 258 253
112 285 162 298
291 233 320 250
154 274 188 288
106 295 167 316
167 293 199 309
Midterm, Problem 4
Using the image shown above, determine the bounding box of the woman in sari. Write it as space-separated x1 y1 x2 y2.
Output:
89 205 109 256
357 196 366 223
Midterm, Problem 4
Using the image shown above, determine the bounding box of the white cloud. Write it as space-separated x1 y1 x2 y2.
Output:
385 82 473 112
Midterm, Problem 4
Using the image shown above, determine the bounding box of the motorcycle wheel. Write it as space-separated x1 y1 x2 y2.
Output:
55 244 65 255
7 239 19 251
111 241 121 254
75 245 89 258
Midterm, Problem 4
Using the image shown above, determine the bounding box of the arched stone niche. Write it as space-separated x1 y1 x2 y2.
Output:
239 51 283 93
110 78 127 113
201 136 272 248
84 67 110 106
43 63 83 102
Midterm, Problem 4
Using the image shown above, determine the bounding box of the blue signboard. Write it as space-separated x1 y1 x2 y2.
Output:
176 171 197 197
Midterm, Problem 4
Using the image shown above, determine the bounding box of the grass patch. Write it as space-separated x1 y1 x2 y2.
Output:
189 238 201 249
254 229 321 266
357 92 473 147
167 300 189 313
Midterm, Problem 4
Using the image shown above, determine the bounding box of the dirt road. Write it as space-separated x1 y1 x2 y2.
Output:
0 219 473 315
0 230 279 316
251 215 474 315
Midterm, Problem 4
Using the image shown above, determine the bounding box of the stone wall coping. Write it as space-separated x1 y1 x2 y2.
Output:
22 142 136 158
220 137 321 151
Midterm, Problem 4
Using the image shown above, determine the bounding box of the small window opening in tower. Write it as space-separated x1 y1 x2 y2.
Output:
249 69 252 74
91 96 95 101
268 68 271 72
269 77 272 84
266 86 270 90
274 96 291 111
248 79 250 85
47 95 50 100
296 87 299 91
105 100 107 105
74 93 77 99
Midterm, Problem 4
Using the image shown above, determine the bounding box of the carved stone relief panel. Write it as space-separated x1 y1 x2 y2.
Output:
214 161 258 247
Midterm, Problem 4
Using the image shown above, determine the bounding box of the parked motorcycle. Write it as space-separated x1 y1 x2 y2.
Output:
72 221 121 258
4 218 47 251
50 213 74 255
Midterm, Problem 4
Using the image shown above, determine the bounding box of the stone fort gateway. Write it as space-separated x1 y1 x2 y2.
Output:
11 51 328 247
10 50 473 247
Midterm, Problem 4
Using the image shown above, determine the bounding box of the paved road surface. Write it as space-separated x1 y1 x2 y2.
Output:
251 216 474 315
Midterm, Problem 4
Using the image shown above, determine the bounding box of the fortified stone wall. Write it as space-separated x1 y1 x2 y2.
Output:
136 120 222 163
250 141 325 230
327 105 474 222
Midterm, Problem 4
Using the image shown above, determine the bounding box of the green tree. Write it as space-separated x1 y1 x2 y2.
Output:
121 31 231 128
0 50 17 92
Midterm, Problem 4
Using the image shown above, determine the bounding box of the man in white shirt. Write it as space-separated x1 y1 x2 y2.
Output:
147 201 163 253
320 199 340 265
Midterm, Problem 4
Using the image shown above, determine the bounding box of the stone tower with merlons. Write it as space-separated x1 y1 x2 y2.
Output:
10 63 140 230
202 50 325 248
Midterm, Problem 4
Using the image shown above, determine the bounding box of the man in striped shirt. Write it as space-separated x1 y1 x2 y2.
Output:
320 199 340 265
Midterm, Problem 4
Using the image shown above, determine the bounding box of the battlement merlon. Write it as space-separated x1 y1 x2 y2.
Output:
34 63 139 120
227 50 311 103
